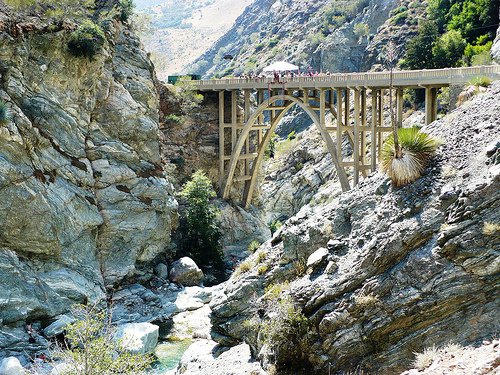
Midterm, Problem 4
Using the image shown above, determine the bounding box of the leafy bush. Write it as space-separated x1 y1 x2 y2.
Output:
0 100 9 125
118 0 134 22
68 20 106 58
165 114 183 124
287 130 297 141
268 37 279 48
51 304 153 374
469 76 491 87
4 0 35 9
391 10 408 25
381 127 441 187
179 170 225 281
432 30 466 68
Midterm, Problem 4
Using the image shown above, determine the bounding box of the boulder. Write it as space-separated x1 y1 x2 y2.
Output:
115 323 159 354
0 357 24 375
169 257 203 286
306 247 329 269
154 263 169 279
43 315 76 338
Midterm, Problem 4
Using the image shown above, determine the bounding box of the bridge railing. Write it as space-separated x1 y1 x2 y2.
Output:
193 65 500 89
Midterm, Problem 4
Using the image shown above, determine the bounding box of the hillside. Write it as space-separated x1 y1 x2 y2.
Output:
135 0 252 79
190 0 427 77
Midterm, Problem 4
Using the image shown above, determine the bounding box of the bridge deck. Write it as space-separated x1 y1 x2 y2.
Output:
193 65 500 91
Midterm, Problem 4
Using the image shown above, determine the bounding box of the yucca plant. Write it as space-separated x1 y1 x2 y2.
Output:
0 100 9 125
381 127 441 187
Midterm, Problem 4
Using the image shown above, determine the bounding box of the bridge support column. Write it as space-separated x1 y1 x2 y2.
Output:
353 89 361 185
371 89 378 172
218 90 225 190
425 87 438 125
336 88 343 163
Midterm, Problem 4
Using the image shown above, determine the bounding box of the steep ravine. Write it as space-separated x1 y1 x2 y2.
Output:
208 83 500 374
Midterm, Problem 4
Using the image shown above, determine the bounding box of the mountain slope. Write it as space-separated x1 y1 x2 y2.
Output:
136 0 252 78
190 0 425 77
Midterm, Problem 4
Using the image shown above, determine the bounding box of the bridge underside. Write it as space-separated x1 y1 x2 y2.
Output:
217 85 440 208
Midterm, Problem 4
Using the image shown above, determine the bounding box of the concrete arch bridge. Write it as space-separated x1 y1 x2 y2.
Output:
192 65 500 208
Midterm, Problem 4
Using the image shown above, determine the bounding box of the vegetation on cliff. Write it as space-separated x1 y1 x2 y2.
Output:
402 0 499 69
178 171 225 282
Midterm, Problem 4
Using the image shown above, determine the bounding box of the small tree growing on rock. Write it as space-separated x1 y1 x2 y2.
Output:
49 304 153 374
68 20 106 59
179 170 225 281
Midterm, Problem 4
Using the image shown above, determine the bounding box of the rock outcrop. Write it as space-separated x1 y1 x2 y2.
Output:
210 83 500 373
169 257 204 286
0 2 177 360
115 322 159 355
492 26 500 64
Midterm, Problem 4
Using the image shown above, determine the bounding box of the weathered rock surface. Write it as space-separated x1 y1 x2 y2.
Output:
175 339 266 375
210 83 500 373
0 3 177 360
492 26 500 64
0 357 24 375
169 257 204 286
402 340 500 375
115 322 159 355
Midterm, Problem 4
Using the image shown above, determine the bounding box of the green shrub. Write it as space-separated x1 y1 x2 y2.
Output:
165 114 183 124
381 127 441 187
432 30 466 68
287 130 297 141
179 170 225 281
51 304 153 374
68 20 106 58
268 37 279 48
4 0 35 9
248 240 261 253
391 10 408 25
268 219 282 235
469 76 491 87
118 0 134 22
0 100 9 125
259 284 310 368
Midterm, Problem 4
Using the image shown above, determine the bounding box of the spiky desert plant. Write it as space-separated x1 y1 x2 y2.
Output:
0 100 9 125
381 127 441 186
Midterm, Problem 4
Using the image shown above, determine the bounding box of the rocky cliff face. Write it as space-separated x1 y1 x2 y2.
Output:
191 0 424 77
0 3 177 359
210 83 500 373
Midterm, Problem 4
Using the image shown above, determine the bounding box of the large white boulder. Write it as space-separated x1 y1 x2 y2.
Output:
169 257 203 286
0 357 25 375
115 322 159 354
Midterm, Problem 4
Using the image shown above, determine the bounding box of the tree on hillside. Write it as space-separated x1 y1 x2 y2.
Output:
179 170 225 282
432 30 466 68
402 21 440 69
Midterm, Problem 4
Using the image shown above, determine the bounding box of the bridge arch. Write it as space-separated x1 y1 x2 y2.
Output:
222 93 351 208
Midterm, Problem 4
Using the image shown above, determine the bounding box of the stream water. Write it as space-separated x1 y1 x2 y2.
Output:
152 339 193 373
